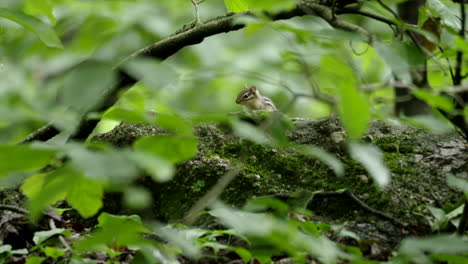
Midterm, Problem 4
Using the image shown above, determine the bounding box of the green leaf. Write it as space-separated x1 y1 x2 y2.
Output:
447 174 468 193
104 85 149 123
66 176 103 218
427 206 447 231
398 234 468 263
296 145 344 176
62 61 115 114
402 115 454 134
374 41 425 84
129 151 175 182
349 142 390 187
412 89 454 112
25 256 45 264
24 0 56 24
67 144 139 183
0 8 62 48
43 247 67 259
75 213 149 251
22 165 103 221
134 135 197 164
232 247 252 263
232 121 270 145
427 0 460 30
244 0 296 12
153 113 193 137
0 244 12 254
33 228 71 245
0 144 56 177
123 186 152 210
335 71 369 139
122 58 178 89
224 0 249 13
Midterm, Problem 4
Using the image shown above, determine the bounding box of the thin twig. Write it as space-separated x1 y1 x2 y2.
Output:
377 0 400 20
190 0 201 23
0 204 29 215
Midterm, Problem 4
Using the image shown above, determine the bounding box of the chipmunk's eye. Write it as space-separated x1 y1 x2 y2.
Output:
243 93 249 99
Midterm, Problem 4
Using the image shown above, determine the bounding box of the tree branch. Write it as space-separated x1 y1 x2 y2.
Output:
18 1 385 144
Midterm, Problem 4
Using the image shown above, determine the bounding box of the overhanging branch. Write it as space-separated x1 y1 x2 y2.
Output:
19 1 386 144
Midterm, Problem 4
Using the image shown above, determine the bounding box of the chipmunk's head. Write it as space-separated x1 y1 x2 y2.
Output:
236 85 260 105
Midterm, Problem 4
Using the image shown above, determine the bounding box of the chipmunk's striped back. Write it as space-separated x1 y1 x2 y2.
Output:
236 85 277 111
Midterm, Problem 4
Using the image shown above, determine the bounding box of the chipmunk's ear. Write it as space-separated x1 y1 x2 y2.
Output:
250 86 257 92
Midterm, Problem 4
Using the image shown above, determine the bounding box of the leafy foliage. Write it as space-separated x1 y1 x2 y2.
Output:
0 0 467 263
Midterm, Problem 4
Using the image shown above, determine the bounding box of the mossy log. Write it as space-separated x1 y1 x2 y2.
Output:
94 117 467 247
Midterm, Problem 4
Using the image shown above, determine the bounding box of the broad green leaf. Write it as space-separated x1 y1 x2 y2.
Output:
329 58 369 140
427 206 447 231
0 8 62 48
43 247 66 259
374 41 425 84
209 203 340 263
66 176 103 218
62 61 115 114
21 173 47 198
0 144 56 177
25 256 45 264
75 213 149 251
320 56 369 139
349 142 390 187
402 115 453 134
447 174 468 193
232 121 270 145
134 135 197 164
22 166 69 221
67 144 139 183
412 89 454 112
156 225 203 258
244 0 296 12
296 145 344 176
129 151 175 182
398 234 468 263
427 0 460 30
22 165 103 221
244 197 290 213
122 58 178 90
33 228 71 245
123 186 152 209
24 0 56 24
232 247 252 263
431 254 468 264
224 0 249 13
154 113 193 137
445 204 464 222
0 244 12 254
104 85 149 123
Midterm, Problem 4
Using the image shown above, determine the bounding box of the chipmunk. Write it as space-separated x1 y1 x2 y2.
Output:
235 85 277 111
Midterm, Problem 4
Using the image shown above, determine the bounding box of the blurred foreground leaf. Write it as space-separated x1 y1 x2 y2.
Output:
398 234 468 264
62 61 115 114
349 142 390 187
224 0 249 13
33 228 71 245
0 8 62 48
75 213 149 251
0 144 56 177
134 135 197 164
22 165 103 221
296 145 344 176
